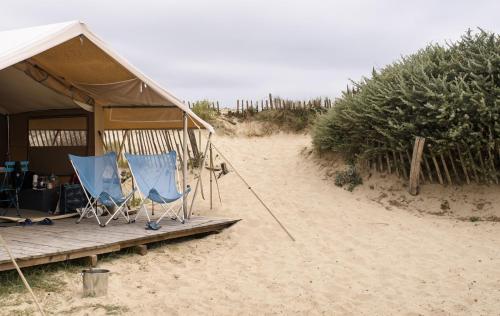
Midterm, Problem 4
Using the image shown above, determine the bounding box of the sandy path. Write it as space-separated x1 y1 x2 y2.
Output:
2 134 500 315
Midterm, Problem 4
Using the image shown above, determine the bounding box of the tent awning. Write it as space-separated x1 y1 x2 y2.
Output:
0 21 214 132
103 106 201 130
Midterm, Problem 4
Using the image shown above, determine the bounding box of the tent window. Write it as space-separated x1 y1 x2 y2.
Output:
28 117 88 147
28 130 87 147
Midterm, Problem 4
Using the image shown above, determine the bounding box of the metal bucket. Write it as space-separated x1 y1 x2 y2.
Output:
82 268 109 297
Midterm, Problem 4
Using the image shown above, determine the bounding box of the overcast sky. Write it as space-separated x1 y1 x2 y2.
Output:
1 0 499 106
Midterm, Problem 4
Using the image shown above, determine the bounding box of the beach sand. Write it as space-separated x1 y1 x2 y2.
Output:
2 133 500 315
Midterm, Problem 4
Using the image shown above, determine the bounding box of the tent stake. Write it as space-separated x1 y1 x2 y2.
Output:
0 234 46 316
211 143 295 242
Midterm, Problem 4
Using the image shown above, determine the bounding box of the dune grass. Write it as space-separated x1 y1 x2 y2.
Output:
191 100 219 123
234 107 326 133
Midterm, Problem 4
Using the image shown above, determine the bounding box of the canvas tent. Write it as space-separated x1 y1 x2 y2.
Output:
0 21 214 217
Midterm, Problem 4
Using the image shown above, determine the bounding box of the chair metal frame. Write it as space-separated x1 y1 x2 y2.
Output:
126 152 187 225
69 154 134 227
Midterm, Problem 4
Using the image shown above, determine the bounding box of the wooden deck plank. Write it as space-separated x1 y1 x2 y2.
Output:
0 216 238 271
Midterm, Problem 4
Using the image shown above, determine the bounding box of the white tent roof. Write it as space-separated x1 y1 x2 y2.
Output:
0 21 214 132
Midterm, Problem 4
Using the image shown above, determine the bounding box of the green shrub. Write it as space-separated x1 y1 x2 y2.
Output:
334 165 363 191
312 29 500 163
191 100 218 123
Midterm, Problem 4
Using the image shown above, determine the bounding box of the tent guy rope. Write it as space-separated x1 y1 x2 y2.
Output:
0 234 46 316
211 142 296 242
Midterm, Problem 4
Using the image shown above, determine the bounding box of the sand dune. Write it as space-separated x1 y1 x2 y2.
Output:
2 133 500 315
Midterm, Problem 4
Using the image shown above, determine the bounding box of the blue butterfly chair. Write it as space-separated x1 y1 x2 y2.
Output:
69 152 134 227
125 151 190 224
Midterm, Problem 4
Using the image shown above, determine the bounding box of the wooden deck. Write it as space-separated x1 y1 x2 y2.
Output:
0 215 238 271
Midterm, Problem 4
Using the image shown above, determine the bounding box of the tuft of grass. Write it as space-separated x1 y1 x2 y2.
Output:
191 100 218 123
61 303 129 315
469 216 481 222
9 308 35 316
0 260 86 298
246 108 326 132
334 165 363 191
96 303 130 315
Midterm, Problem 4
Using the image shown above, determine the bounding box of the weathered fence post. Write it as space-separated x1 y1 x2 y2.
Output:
409 136 426 195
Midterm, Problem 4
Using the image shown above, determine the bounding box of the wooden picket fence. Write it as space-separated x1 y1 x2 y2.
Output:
232 94 333 115
29 130 87 147
184 93 333 116
367 137 500 193
100 129 203 169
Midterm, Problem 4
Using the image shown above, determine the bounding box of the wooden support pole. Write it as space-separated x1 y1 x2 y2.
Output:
385 153 392 174
137 130 146 154
430 149 444 185
423 154 434 183
487 145 498 184
447 150 460 183
117 130 129 161
406 149 424 183
88 254 98 267
189 133 212 217
182 113 188 219
378 151 384 173
165 130 173 152
0 234 46 316
440 153 452 185
456 145 470 185
94 105 105 155
392 150 400 177
210 143 213 210
97 131 108 153
477 148 488 183
149 130 160 154
408 136 425 195
154 130 166 153
465 147 479 183
135 245 148 256
399 151 408 179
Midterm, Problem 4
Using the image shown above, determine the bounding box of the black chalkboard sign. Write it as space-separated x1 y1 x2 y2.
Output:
60 184 86 214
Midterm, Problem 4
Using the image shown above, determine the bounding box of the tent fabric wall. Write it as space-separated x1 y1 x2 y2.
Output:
74 79 167 107
0 115 7 164
29 116 87 131
0 66 80 114
102 107 200 130
29 146 87 175
0 21 214 133
8 109 93 162
32 35 134 84
15 61 96 107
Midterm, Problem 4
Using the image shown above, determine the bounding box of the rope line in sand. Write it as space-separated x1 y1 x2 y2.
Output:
211 142 296 242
